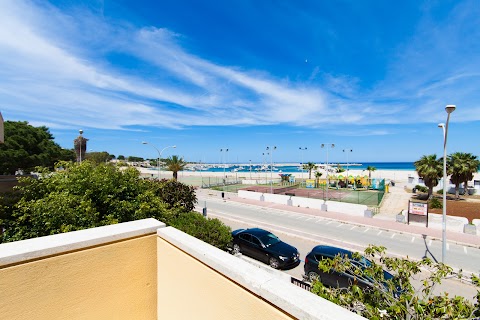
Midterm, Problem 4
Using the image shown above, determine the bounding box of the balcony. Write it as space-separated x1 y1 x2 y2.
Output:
0 218 364 319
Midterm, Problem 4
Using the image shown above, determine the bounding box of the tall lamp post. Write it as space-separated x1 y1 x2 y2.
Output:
299 147 307 183
142 142 176 180
249 159 252 180
438 104 456 264
220 148 229 183
343 148 352 186
321 143 335 201
266 146 277 194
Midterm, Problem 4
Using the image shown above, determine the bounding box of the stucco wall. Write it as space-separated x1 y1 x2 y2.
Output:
157 236 293 319
157 227 364 320
0 220 161 320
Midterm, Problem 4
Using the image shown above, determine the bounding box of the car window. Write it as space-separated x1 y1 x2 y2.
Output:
239 233 251 242
259 233 281 247
251 236 262 247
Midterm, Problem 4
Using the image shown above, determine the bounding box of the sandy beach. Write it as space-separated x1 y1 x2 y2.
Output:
137 166 480 191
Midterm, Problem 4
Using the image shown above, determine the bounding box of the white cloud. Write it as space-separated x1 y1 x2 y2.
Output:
1 0 479 135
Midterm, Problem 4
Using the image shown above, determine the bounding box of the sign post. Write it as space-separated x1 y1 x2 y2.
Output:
407 201 429 227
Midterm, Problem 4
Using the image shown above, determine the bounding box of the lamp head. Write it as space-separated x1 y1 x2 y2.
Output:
438 123 445 128
79 129 83 135
142 141 148 145
172 145 177 148
445 105 456 114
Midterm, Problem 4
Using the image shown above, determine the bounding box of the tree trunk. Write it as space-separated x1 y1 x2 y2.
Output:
455 183 460 200
173 171 178 180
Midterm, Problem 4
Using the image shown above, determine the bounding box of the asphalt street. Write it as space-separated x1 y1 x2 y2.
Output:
195 195 479 301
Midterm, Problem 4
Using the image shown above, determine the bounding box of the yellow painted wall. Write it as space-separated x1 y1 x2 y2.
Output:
0 234 157 320
157 237 295 319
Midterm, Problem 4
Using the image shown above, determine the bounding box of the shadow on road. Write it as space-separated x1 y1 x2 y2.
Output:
422 234 438 263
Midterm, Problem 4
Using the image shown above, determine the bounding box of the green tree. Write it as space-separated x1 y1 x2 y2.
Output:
85 151 111 165
0 161 232 248
127 156 144 162
117 155 125 160
303 162 318 179
447 152 479 200
165 155 186 180
314 171 323 188
414 155 443 199
366 165 376 182
311 245 480 319
0 121 75 174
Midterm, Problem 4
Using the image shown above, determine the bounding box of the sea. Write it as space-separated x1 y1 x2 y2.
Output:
194 162 416 173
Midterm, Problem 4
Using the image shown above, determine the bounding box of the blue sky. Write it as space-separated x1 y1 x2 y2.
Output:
1 0 479 164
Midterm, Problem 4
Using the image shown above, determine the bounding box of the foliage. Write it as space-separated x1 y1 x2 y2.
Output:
117 155 125 160
366 166 376 180
336 164 345 173
429 197 442 209
414 155 443 199
447 152 480 200
0 121 75 174
146 178 197 212
303 162 317 179
127 156 144 162
311 245 480 319
166 212 232 250
85 151 111 165
414 185 428 193
165 155 186 180
0 162 233 250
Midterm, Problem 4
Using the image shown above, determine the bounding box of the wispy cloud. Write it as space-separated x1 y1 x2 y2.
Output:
0 0 479 135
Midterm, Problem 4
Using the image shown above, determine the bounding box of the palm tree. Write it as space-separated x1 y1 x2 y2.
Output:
366 166 376 183
302 162 317 179
414 154 442 199
164 155 186 180
447 152 480 200
314 171 323 188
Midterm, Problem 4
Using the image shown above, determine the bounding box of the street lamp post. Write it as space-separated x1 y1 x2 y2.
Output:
79 130 83 163
299 147 307 183
220 148 229 185
266 146 277 193
438 104 456 264
343 149 352 186
249 160 252 180
142 142 176 180
321 144 335 202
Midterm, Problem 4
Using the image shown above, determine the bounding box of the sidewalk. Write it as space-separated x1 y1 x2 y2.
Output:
198 189 480 248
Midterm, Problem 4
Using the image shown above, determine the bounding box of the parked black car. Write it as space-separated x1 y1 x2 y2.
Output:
304 245 395 291
231 228 300 269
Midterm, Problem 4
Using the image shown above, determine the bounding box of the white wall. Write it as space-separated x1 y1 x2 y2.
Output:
238 190 368 217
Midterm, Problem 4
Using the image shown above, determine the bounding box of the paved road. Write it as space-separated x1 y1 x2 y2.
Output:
195 194 479 300
197 195 480 273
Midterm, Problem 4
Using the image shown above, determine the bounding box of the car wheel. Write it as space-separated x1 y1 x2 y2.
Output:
232 244 241 255
307 271 320 283
269 257 280 269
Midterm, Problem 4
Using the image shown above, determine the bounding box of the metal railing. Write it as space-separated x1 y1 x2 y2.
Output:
290 277 312 292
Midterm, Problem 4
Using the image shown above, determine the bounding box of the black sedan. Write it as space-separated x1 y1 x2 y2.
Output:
231 228 300 269
304 245 395 291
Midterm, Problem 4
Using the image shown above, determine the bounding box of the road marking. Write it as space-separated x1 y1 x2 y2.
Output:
363 228 370 233
305 218 314 222
315 219 324 224
296 216 306 220
336 223 343 228
390 233 396 239
411 237 415 243
350 226 357 230
464 246 468 254
428 240 432 246
377 230 382 236
447 243 450 251
326 221 333 225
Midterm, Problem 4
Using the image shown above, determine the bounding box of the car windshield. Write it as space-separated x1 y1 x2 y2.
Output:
259 233 281 247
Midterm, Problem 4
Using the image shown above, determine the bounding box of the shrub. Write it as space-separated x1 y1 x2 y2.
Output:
415 185 428 193
429 197 443 209
168 212 232 250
